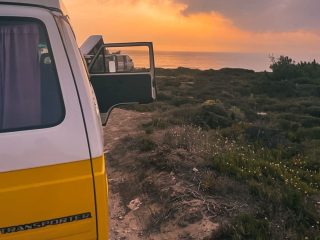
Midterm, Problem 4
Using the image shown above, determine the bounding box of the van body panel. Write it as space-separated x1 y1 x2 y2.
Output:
0 159 96 240
0 5 98 240
92 156 109 239
54 15 104 160
0 6 90 172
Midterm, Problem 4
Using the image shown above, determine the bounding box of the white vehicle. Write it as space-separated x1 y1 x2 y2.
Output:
81 35 135 73
0 1 156 239
106 53 134 72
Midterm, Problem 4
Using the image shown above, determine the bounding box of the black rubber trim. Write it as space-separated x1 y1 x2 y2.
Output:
53 16 99 240
0 2 62 13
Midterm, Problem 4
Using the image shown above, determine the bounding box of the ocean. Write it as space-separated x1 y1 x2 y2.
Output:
154 51 272 72
125 50 320 72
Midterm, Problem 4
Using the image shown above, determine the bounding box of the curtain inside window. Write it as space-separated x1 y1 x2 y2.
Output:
0 22 41 130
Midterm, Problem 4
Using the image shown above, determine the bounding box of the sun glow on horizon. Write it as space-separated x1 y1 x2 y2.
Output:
64 0 320 55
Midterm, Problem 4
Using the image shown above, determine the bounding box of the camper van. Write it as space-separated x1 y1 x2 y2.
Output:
0 1 156 239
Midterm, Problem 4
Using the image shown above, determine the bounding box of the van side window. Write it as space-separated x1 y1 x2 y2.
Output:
0 18 65 132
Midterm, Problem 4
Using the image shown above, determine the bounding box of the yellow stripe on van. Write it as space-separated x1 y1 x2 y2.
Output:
0 156 108 240
92 155 109 239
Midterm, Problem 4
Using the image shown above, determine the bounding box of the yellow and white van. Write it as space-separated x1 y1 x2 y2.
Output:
0 1 156 239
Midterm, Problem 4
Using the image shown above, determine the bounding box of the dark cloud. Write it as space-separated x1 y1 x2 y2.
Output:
177 0 320 32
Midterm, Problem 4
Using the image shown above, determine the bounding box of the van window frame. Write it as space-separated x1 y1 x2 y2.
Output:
0 17 66 133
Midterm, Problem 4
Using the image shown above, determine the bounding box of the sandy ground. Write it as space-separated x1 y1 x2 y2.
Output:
103 109 224 240
104 109 152 240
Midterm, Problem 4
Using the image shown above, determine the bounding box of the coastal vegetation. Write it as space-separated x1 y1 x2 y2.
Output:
125 56 320 239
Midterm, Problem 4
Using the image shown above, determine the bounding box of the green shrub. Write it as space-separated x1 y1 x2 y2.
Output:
296 83 320 97
214 214 271 240
293 77 314 84
192 111 233 129
256 80 297 98
277 119 299 131
167 96 196 106
220 124 245 140
202 104 229 117
244 126 287 148
122 103 156 112
270 56 302 80
298 127 320 140
301 116 320 128
142 118 169 130
162 79 181 87
282 188 304 213
136 138 157 152
157 92 172 101
305 106 320 118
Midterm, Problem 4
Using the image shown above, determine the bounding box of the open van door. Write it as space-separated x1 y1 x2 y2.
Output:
87 42 156 124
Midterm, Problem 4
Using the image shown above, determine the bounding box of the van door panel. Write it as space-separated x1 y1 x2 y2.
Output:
88 42 156 117
0 160 96 240
90 73 153 113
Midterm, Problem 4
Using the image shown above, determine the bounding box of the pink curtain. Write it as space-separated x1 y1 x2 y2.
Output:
0 22 41 130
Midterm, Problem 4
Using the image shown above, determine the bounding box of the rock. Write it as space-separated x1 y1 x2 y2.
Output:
192 167 199 173
127 198 142 211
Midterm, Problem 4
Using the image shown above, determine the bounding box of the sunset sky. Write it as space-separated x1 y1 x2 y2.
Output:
64 0 320 56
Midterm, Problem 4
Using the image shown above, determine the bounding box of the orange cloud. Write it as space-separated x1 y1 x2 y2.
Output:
64 0 320 55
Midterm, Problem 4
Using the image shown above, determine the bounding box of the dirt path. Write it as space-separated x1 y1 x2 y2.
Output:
104 109 152 240
103 109 152 152
103 109 236 240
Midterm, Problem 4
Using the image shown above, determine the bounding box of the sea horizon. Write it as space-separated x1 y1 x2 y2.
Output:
154 50 320 72
125 49 320 72
154 51 271 72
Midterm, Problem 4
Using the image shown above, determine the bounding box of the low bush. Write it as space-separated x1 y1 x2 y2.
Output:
305 106 320 118
298 127 320 140
137 138 158 152
139 63 320 238
214 214 271 240
244 126 288 148
142 118 169 132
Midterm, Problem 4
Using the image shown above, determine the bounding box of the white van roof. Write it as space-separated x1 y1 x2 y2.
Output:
0 0 64 11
